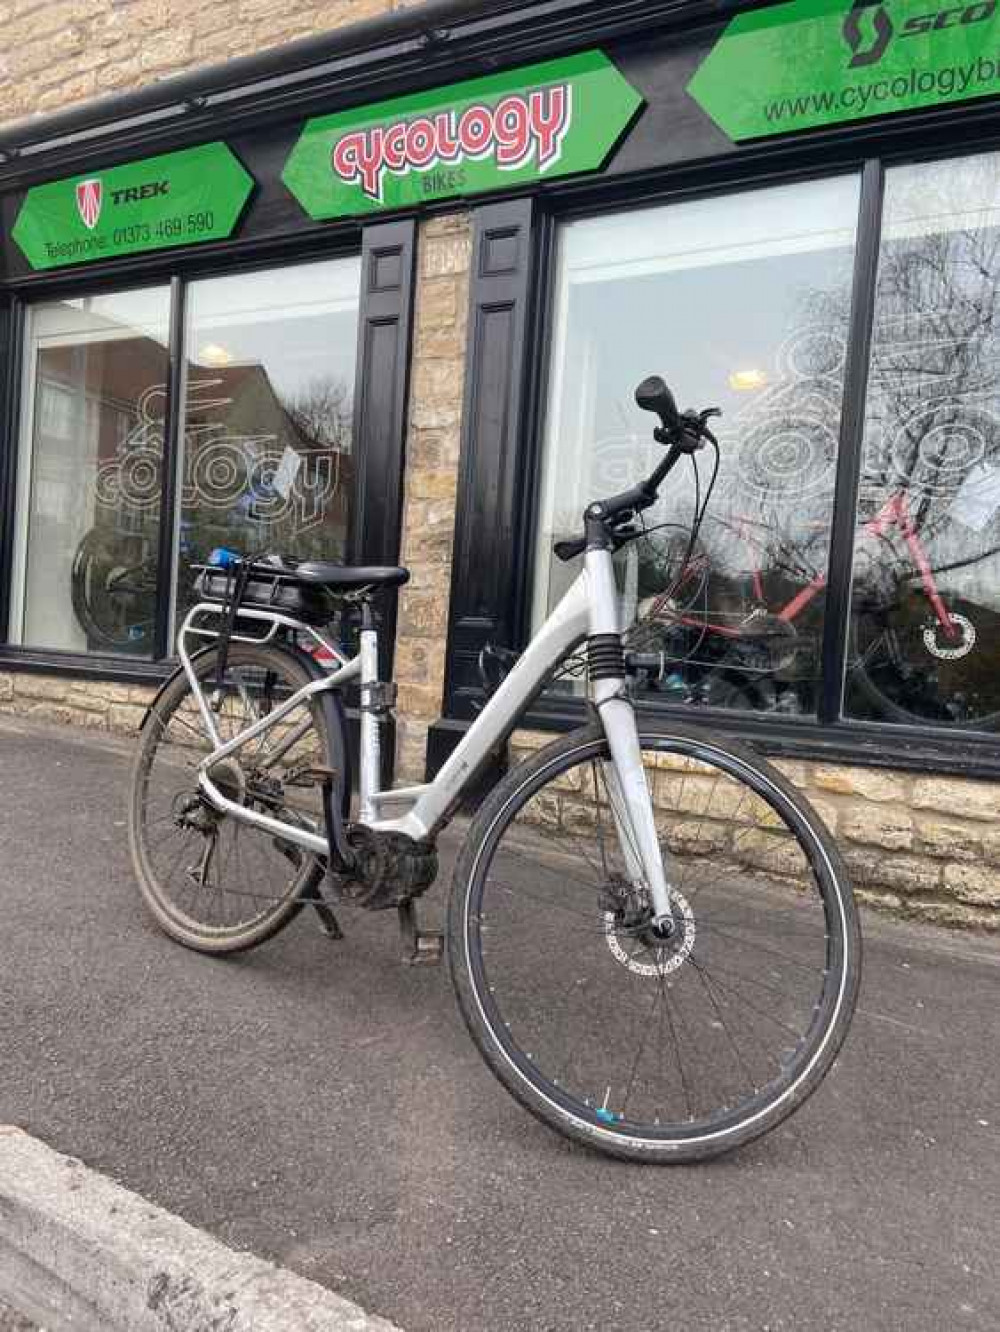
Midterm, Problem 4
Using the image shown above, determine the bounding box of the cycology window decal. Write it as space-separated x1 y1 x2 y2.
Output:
11 144 253 271
688 0 1000 141
282 52 642 220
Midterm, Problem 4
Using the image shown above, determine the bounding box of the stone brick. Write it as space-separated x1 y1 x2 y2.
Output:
407 468 458 503
774 759 808 788
417 278 460 326
415 324 468 361
15 676 73 702
36 70 98 110
395 681 441 721
917 820 981 862
912 777 1000 823
810 764 906 803
878 856 941 896
25 702 76 726
396 591 448 639
839 809 913 852
0 675 12 702
943 863 1000 908
731 830 806 878
108 703 148 733
422 233 472 278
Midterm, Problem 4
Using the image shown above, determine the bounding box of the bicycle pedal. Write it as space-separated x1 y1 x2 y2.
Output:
397 900 443 966
404 931 444 967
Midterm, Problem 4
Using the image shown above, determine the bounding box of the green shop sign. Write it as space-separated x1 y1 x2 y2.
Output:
12 143 254 271
689 0 1000 141
282 50 643 220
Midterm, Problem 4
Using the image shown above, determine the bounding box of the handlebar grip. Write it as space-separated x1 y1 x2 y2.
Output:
553 535 588 563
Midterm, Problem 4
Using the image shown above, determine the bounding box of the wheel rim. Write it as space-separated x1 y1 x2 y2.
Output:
461 736 851 1147
134 650 330 940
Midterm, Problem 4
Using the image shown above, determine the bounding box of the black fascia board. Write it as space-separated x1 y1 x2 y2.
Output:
0 0 759 181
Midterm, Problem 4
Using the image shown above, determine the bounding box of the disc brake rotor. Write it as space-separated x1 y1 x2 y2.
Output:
602 886 696 977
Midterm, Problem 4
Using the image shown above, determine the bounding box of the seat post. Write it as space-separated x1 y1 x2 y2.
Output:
358 596 381 821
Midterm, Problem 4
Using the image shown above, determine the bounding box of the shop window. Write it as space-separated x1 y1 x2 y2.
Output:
11 288 171 655
9 257 362 659
172 258 361 633
533 176 860 716
846 153 1000 730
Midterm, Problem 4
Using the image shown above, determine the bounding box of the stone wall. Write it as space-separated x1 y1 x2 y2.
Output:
0 0 427 125
510 731 1000 929
393 212 473 780
0 671 155 733
5 665 1000 926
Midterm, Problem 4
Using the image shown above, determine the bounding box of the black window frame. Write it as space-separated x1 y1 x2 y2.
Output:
0 218 418 687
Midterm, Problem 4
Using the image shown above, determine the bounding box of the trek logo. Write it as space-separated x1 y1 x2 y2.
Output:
843 0 998 67
74 177 170 227
75 179 102 230
330 84 572 202
110 180 170 205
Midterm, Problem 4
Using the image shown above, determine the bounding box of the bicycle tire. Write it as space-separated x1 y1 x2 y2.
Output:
129 640 339 954
850 595 1000 730
71 527 156 652
448 719 860 1163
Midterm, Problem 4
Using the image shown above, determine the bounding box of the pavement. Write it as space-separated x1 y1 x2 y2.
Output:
1 714 1000 1331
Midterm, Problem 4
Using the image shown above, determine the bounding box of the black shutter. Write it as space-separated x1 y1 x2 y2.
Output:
350 217 417 784
352 217 417 575
441 198 535 725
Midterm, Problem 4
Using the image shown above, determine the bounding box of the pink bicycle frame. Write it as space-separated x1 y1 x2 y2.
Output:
665 491 959 642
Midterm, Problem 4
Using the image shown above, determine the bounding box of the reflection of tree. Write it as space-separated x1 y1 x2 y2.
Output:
285 376 353 451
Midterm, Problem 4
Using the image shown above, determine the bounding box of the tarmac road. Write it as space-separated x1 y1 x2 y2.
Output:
1 715 999 1331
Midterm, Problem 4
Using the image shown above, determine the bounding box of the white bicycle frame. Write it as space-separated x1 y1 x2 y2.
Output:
177 542 676 927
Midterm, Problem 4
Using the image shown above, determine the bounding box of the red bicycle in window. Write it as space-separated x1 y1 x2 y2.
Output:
631 485 1000 728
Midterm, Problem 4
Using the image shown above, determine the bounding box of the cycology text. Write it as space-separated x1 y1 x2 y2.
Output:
330 84 573 201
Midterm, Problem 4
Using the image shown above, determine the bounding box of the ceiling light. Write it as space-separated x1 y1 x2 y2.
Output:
199 343 233 367
728 368 768 392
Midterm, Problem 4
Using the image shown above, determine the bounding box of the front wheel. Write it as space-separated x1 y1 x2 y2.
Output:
448 720 860 1163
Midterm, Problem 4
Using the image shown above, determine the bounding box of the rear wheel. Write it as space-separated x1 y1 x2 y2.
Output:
129 641 338 953
448 720 860 1163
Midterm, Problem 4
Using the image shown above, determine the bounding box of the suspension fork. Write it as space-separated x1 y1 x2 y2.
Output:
585 548 675 931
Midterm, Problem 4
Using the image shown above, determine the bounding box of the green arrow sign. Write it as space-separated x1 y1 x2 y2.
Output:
689 0 1000 142
12 143 254 271
282 50 643 220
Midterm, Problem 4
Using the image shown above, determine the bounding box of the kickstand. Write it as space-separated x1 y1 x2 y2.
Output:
398 901 444 966
310 894 344 940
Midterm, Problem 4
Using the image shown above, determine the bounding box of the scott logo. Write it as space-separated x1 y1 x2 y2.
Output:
843 0 893 67
75 178 103 230
331 84 572 202
843 0 998 66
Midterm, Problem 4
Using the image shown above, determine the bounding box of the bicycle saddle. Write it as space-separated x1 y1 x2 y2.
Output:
291 561 410 590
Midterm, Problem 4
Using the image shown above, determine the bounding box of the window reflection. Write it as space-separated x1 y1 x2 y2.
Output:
846 153 1000 729
534 177 860 716
173 258 362 629
13 289 171 656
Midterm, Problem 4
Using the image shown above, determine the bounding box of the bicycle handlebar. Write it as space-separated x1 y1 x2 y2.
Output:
553 380 721 563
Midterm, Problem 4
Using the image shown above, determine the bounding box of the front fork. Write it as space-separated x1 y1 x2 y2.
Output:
585 548 675 930
595 692 675 931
